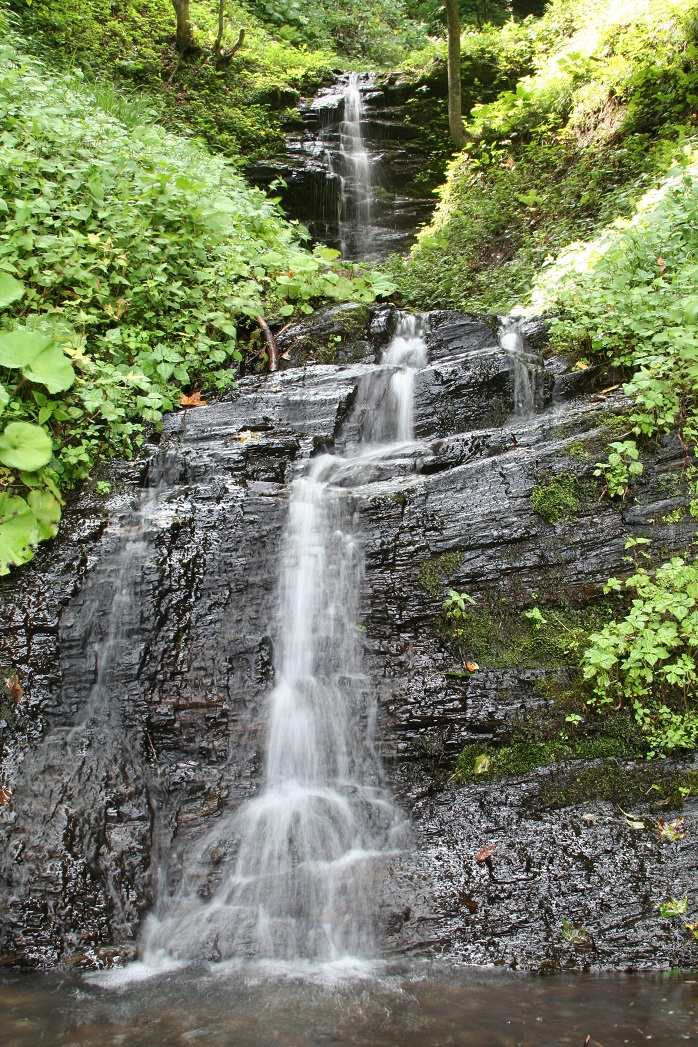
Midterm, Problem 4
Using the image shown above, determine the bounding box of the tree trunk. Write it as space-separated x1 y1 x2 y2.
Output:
445 0 467 149
171 0 193 53
214 0 225 58
257 316 279 372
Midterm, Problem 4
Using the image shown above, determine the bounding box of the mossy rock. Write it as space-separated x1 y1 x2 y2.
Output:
418 550 464 598
276 303 374 368
531 471 587 525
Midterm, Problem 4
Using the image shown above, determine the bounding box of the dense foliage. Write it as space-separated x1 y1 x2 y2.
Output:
533 151 698 483
391 0 698 312
0 37 392 573
8 0 433 162
583 543 698 757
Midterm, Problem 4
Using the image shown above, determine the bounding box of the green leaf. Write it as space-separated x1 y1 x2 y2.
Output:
22 342 76 393
0 274 25 309
27 489 61 540
0 422 53 472
0 493 39 576
0 329 53 369
0 382 8 414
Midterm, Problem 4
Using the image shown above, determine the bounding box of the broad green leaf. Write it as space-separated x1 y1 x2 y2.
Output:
27 489 61 540
0 494 39 576
0 382 8 414
0 422 53 472
0 274 25 309
0 329 53 369
22 342 75 393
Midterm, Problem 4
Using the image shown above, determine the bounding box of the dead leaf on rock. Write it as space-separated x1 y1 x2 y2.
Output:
180 391 207 408
476 845 495 863
0 785 12 806
582 813 600 823
466 662 479 672
4 673 22 704
235 430 261 444
656 818 686 842
619 807 645 829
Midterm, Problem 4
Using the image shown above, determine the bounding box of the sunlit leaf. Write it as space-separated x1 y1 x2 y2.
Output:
0 422 53 472
22 342 76 393
0 329 53 369
0 274 25 309
0 493 39 575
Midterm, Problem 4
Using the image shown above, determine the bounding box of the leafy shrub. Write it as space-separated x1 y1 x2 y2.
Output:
582 544 698 757
532 146 698 513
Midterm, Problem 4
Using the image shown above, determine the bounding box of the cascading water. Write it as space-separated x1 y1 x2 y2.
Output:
143 316 427 965
337 73 374 259
498 318 546 417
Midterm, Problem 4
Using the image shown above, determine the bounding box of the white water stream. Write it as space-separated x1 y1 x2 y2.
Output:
337 73 374 258
144 316 427 964
498 319 546 418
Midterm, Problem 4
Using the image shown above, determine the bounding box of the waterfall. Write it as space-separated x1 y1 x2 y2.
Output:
337 73 373 259
144 315 426 965
498 318 545 417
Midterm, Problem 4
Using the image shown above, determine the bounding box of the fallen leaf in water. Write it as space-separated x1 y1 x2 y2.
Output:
465 661 479 672
0 786 12 805
4 673 22 704
476 845 494 863
582 813 600 823
180 391 207 407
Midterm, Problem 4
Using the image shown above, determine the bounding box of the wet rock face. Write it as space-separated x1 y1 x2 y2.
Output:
1 308 696 971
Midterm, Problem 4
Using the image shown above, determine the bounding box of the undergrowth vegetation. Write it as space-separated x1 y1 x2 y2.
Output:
391 0 698 312
0 38 392 573
9 0 433 162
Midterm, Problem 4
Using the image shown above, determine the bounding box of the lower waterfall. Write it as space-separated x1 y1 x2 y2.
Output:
143 315 426 963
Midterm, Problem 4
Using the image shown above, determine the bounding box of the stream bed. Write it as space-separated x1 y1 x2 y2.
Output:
1 962 696 1046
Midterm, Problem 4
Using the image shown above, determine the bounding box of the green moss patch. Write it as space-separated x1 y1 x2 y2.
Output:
418 550 464 598
446 599 616 671
531 471 586 525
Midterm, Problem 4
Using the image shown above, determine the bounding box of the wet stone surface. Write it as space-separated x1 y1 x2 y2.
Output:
1 307 697 970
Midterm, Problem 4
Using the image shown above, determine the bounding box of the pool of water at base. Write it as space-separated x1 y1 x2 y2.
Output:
1 959 696 1047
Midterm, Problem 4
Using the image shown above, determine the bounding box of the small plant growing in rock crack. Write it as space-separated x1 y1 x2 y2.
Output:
561 919 590 946
656 895 688 919
442 589 476 637
594 440 643 500
654 894 698 944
